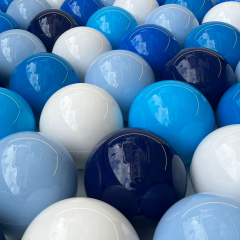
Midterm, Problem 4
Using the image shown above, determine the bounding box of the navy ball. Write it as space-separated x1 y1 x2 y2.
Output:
0 229 5 240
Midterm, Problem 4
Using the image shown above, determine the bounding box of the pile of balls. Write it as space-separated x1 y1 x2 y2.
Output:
1 0 240 239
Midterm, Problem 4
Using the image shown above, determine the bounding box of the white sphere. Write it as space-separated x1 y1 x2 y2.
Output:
191 125 240 200
113 0 159 25
39 83 123 169
45 0 65 8
22 198 140 240
52 27 112 81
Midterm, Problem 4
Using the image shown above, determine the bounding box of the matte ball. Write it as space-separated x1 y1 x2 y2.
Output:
119 24 180 80
0 229 5 240
84 128 187 220
86 7 137 49
0 12 19 34
128 80 215 164
162 47 235 109
0 0 13 12
0 88 35 140
101 0 115 6
27 9 78 52
52 27 112 81
0 132 78 239
85 50 155 121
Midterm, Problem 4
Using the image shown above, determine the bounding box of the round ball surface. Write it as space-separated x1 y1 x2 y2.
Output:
0 0 13 12
0 12 19 34
0 132 78 239
0 229 5 240
45 0 64 8
162 47 235 109
218 0 240 3
102 0 115 6
85 50 155 120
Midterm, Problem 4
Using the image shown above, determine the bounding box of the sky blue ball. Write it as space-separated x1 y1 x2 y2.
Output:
0 88 35 140
0 131 78 239
9 53 80 121
85 50 155 121
0 229 5 240
87 7 138 49
153 193 240 240
184 22 240 70
0 12 19 33
218 0 240 3
128 80 215 164
0 0 13 12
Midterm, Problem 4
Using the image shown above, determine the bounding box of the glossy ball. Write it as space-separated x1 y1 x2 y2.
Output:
52 27 112 81
0 132 78 239
162 47 235 109
86 7 137 49
129 80 215 164
113 0 159 25
60 0 104 26
0 12 19 34
0 229 5 240
27 9 78 52
157 0 166 4
0 0 13 12
102 0 115 6
85 50 155 120
145 4 199 48
119 24 180 80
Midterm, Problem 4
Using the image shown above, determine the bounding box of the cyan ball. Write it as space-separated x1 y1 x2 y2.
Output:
85 50 155 120
0 229 5 240
0 88 35 140
0 12 19 33
0 131 78 239
9 53 80 121
0 0 13 12
128 80 215 164
86 7 138 49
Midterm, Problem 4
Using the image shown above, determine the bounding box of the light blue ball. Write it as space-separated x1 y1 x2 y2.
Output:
153 193 240 240
0 12 19 33
0 131 78 239
0 88 35 140
128 80 215 164
101 0 115 6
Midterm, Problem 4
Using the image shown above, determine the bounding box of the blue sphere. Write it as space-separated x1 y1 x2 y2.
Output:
128 80 215 164
85 50 155 120
0 12 19 33
119 24 180 80
157 0 166 4
0 0 13 12
0 88 35 140
218 0 240 3
0 229 5 240
87 7 137 49
0 131 78 239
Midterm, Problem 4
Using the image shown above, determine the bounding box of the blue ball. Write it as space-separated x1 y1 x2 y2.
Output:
157 0 166 4
153 193 240 240
87 7 137 49
0 229 5 240
0 12 19 33
217 0 240 3
0 131 78 239
0 88 35 140
128 80 215 164
85 50 155 120
60 0 104 26
119 24 180 80
9 53 80 121
101 0 115 6
0 0 13 12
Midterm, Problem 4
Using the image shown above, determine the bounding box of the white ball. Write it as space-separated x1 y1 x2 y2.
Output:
45 0 65 8
191 125 240 200
113 0 159 25
22 198 140 240
52 27 112 81
39 83 123 169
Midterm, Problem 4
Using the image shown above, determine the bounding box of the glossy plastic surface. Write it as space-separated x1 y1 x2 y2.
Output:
0 12 19 34
85 50 155 120
102 0 115 6
162 47 235 109
0 229 5 240
86 7 137 49
0 0 13 12
153 193 240 240
60 0 104 26
0 132 78 239
145 4 199 48
27 9 78 52
119 24 180 80
128 80 215 164
52 27 112 81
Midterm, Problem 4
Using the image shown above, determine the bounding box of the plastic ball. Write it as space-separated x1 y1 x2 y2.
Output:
52 27 112 81
119 24 180 80
86 7 137 49
85 50 155 120
0 229 5 240
0 12 19 34
101 0 115 6
129 80 215 164
153 193 240 240
217 0 240 4
236 60 240 82
27 9 78 52
60 0 104 26
113 0 159 25
157 0 166 4
145 4 199 48
0 131 78 239
162 47 235 109
0 0 13 12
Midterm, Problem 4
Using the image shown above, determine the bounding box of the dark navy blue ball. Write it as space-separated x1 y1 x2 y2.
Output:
0 229 5 240
157 0 166 4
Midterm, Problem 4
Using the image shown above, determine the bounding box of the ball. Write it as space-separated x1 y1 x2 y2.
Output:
27 9 78 52
85 50 155 120
45 0 64 8
162 47 235 109
212 0 218 5
52 27 112 81
145 4 199 48
0 229 5 240
0 131 78 239
113 0 159 25
119 24 180 80
86 6 138 49
0 12 19 34
236 60 240 82
157 0 166 4
101 0 115 6
217 0 240 4
0 0 13 12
